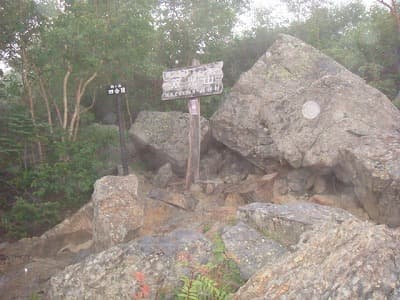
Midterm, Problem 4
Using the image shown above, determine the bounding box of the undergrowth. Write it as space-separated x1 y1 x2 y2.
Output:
176 234 244 300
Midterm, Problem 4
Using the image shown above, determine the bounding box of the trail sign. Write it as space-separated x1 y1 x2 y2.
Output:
162 61 223 100
107 84 126 95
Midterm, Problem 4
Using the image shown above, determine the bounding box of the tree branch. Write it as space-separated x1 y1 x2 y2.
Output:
33 64 54 133
69 72 97 140
63 63 72 130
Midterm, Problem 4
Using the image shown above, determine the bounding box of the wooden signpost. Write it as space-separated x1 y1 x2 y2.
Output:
107 83 129 176
162 60 224 189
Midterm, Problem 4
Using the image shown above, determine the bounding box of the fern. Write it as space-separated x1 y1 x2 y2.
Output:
177 274 230 300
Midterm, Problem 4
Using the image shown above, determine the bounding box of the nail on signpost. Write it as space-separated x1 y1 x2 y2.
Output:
161 60 224 189
107 83 129 176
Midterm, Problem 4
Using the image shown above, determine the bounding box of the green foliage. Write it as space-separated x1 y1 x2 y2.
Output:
0 71 22 101
208 235 244 292
155 0 249 67
0 117 107 239
0 104 39 171
27 139 100 206
1 197 61 239
284 1 400 100
177 274 230 300
176 234 243 300
30 294 43 300
0 0 45 59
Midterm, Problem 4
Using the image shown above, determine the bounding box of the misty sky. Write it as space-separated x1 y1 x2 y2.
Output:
243 0 378 28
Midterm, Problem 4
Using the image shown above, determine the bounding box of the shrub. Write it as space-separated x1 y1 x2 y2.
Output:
1 197 61 239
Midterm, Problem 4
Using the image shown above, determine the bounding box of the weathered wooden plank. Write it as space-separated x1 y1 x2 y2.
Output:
162 61 223 100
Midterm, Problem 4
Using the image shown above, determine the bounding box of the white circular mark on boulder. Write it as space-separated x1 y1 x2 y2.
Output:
302 101 320 120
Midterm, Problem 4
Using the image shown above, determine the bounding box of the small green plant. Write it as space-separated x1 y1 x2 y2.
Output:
30 292 43 300
207 234 244 293
177 273 230 300
176 234 244 299
202 223 211 234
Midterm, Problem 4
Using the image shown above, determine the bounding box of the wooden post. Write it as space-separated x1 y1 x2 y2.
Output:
193 98 201 181
116 92 129 176
185 59 201 189
185 101 194 189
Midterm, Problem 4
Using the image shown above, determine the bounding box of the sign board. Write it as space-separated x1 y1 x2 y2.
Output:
162 61 223 100
107 84 126 95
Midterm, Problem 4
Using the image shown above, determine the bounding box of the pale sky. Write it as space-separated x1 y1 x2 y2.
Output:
251 0 376 10
242 0 378 29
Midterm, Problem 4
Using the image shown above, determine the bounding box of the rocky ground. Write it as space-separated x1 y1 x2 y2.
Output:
1 170 399 299
0 171 249 299
2 33 400 299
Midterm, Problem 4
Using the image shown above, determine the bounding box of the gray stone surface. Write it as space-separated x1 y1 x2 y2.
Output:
153 163 176 188
148 188 198 211
235 219 400 299
129 111 211 174
49 229 212 300
222 222 287 280
286 168 313 194
211 34 400 226
92 175 144 251
237 202 355 247
40 200 93 241
337 132 400 227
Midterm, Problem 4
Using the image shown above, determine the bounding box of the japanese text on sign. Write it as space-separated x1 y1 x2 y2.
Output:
162 61 223 100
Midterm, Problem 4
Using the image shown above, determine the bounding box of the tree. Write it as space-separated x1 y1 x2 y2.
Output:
375 0 400 102
155 0 250 67
16 0 157 142
376 0 400 32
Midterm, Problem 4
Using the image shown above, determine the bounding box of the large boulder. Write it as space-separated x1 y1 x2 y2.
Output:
49 229 212 299
92 175 144 251
211 34 400 170
129 111 211 174
237 202 355 247
211 34 400 226
235 219 400 299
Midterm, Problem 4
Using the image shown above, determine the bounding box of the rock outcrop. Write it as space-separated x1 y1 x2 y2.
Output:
237 202 355 247
49 229 212 299
211 34 400 226
153 163 176 188
92 174 144 251
129 111 211 174
235 219 400 299
336 133 400 226
222 222 287 280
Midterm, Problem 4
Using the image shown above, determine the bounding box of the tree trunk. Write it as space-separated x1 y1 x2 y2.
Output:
34 66 54 134
68 72 97 141
63 64 72 130
377 0 400 33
